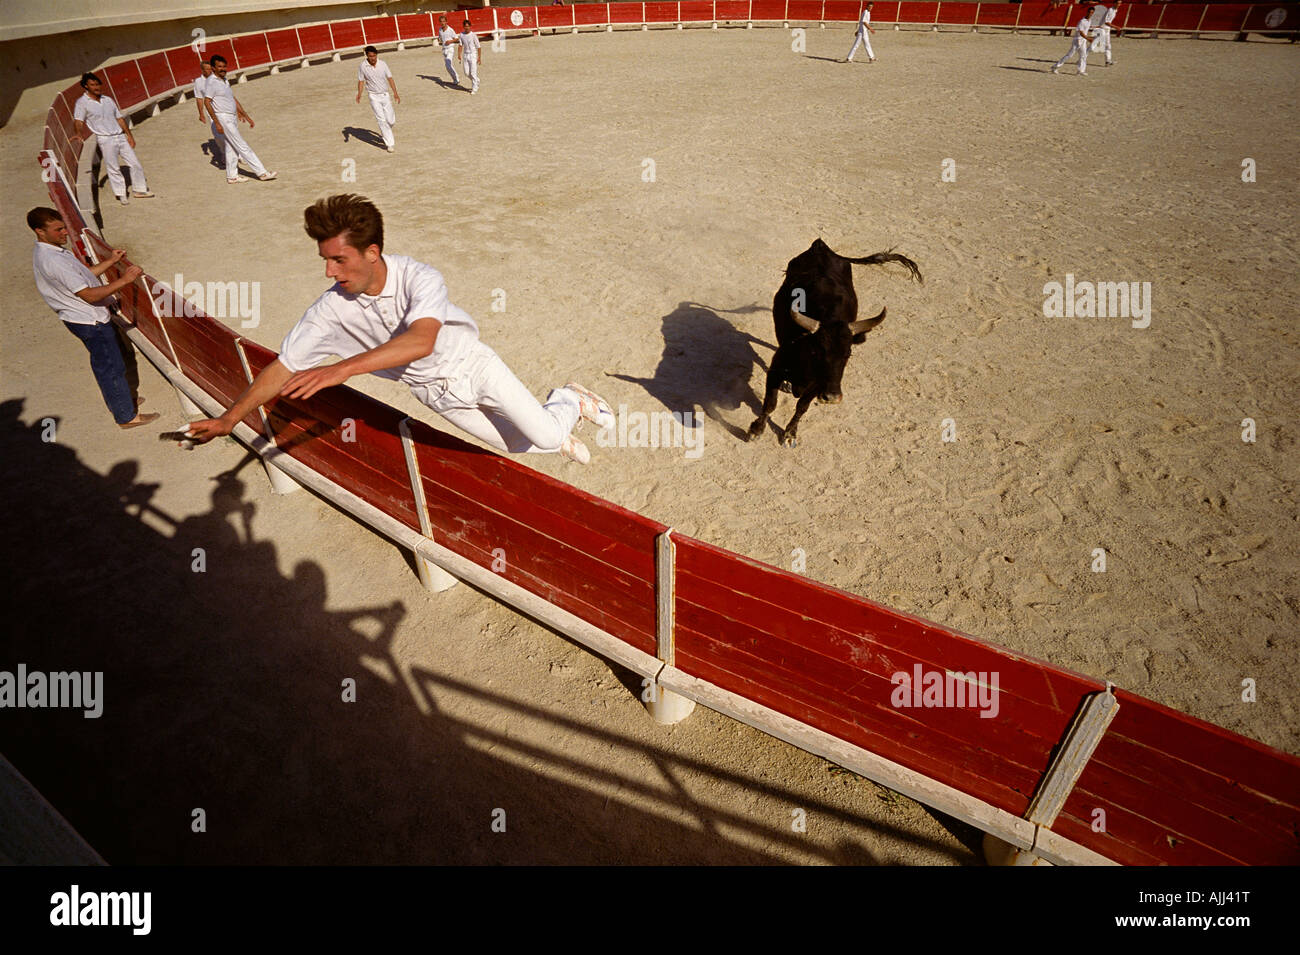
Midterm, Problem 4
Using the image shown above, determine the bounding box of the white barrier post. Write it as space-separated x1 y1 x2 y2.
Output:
646 529 696 724
984 685 1119 866
233 339 302 495
398 417 459 593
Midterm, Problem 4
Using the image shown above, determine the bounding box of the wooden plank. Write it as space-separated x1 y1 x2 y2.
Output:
361 16 400 44
395 13 435 40
330 19 366 50
232 33 273 69
296 24 334 56
135 52 177 99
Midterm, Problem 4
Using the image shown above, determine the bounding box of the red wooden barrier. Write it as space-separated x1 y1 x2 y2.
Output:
786 0 825 19
164 47 205 87
361 16 400 45
464 8 498 33
937 2 981 24
1121 4 1165 28
201 38 238 71
873 1 902 20
672 535 1107 816
1158 4 1208 29
1058 691 1300 865
136 52 177 100
1198 3 1251 30
897 1 941 23
101 62 147 111
232 33 273 70
496 7 541 31
329 20 366 51
751 1 786 20
646 2 683 22
395 13 435 40
265 27 303 62
408 419 664 654
608 2 646 23
977 3 1022 26
575 4 612 25
536 6 576 27
1016 4 1073 27
296 24 334 56
1243 3 1299 31
715 0 751 19
821 1 862 23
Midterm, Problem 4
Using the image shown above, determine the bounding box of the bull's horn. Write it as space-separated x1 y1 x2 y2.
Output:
790 307 819 333
847 306 886 336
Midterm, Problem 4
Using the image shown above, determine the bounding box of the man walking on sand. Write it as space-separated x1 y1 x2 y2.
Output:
184 195 613 464
73 74 154 206
203 55 277 183
1051 6 1095 75
357 45 400 153
846 3 876 64
28 207 159 429
459 20 482 94
437 15 460 87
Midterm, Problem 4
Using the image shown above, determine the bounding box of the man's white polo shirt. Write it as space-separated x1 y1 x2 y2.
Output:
278 254 480 386
204 76 238 115
193 74 211 100
358 60 393 95
73 94 124 137
33 242 111 326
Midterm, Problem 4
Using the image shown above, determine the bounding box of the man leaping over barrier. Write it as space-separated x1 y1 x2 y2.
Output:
184 194 613 464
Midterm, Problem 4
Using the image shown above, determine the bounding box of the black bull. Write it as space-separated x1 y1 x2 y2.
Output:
746 239 922 448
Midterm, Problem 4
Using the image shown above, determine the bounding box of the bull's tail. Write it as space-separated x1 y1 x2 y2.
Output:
842 250 923 285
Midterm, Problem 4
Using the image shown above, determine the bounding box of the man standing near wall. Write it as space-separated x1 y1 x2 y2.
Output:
27 207 159 429
194 60 214 123
845 3 876 64
203 55 277 183
357 45 400 153
73 74 154 206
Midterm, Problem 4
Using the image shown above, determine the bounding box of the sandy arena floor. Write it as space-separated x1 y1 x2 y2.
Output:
2 26 1297 864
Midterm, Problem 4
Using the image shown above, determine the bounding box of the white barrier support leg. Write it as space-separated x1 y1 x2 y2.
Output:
234 339 302 496
983 833 1052 866
399 417 459 593
647 529 695 724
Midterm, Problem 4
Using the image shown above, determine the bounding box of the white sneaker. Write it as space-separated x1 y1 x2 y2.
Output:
565 382 615 430
257 171 278 181
559 435 590 465
387 146 395 153
118 194 130 205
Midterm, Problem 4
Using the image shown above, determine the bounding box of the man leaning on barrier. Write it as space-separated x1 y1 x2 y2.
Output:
27 207 159 429
183 194 613 464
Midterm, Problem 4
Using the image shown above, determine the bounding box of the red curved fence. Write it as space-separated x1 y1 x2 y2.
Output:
38 5 1300 866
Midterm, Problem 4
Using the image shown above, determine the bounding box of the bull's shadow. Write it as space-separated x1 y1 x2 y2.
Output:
605 301 771 442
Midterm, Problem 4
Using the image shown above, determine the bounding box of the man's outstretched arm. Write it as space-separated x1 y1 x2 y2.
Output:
186 358 294 442
279 317 440 401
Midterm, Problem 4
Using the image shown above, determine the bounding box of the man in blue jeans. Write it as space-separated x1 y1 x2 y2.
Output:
28 207 158 429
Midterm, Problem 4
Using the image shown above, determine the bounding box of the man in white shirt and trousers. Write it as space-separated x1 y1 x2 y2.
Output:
184 194 614 465
437 15 460 86
459 20 482 94
1092 2 1119 66
1052 6 1095 75
73 73 154 206
357 46 400 153
203 55 277 183
28 206 159 429
846 3 876 63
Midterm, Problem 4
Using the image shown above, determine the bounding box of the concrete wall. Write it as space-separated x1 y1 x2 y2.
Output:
0 1 452 126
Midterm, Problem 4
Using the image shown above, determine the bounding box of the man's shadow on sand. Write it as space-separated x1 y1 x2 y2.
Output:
416 74 469 92
605 301 772 441
341 126 389 149
199 137 224 169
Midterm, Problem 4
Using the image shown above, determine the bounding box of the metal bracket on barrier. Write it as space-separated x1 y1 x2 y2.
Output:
1026 683 1120 827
